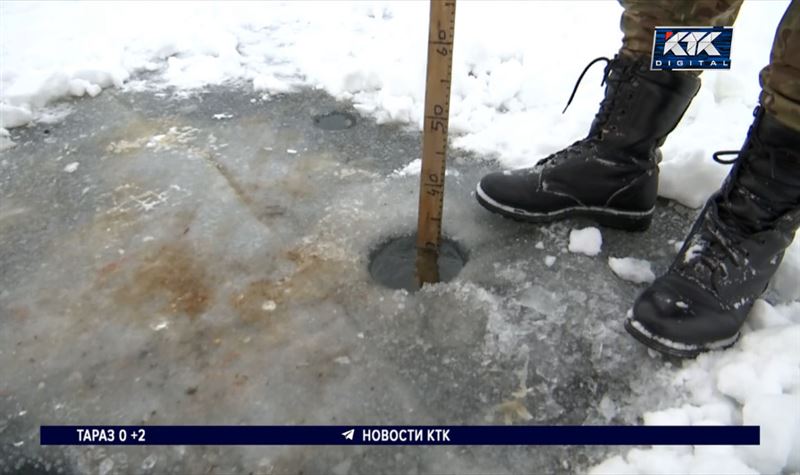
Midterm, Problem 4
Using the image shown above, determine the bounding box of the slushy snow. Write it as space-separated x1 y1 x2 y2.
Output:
608 257 656 284
568 227 603 256
2 1 799 473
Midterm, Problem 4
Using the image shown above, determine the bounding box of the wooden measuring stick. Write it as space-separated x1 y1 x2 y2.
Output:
416 0 456 286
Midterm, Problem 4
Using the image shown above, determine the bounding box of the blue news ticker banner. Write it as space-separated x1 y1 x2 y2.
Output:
41 425 759 446
651 26 733 71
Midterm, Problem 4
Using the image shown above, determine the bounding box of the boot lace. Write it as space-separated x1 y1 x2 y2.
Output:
535 56 629 170
678 207 750 289
685 111 779 280
562 55 639 132
712 112 785 224
562 57 612 114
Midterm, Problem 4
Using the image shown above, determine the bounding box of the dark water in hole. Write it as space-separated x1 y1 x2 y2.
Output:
313 111 356 130
369 234 467 291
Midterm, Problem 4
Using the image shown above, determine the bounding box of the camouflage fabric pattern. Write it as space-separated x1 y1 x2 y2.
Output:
619 0 800 132
618 0 743 59
760 1 800 132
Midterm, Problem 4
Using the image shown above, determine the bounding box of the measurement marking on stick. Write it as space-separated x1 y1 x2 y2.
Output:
415 0 457 286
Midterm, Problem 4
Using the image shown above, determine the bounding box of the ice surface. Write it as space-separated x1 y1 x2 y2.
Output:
2 87 797 474
1 86 714 474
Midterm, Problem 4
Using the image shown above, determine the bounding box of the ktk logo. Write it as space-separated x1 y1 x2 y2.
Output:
663 31 721 56
651 27 732 70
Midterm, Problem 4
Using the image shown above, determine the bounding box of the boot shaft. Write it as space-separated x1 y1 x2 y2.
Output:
716 107 800 234
587 56 701 157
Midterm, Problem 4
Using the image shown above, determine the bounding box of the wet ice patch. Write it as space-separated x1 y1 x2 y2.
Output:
517 285 563 318
568 227 602 256
313 111 356 130
106 126 199 154
146 127 199 151
608 257 655 284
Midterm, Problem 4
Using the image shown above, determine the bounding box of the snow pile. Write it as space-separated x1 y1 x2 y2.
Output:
0 103 33 129
608 257 655 284
2 1 789 209
568 227 602 256
591 298 800 474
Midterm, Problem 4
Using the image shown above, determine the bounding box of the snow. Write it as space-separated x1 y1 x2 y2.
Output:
391 159 423 177
608 257 656 284
742 394 800 473
683 243 705 263
2 1 799 473
568 227 603 256
390 158 460 178
1 0 786 209
596 302 800 474
0 103 33 129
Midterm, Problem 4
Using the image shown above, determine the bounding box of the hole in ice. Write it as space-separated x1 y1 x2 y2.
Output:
368 234 467 291
313 111 356 130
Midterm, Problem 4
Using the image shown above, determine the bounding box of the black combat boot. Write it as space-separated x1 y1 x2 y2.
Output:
476 55 700 231
627 107 800 358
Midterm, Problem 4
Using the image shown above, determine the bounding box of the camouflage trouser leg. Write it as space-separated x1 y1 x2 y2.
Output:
618 0 743 60
619 0 800 132
760 0 800 132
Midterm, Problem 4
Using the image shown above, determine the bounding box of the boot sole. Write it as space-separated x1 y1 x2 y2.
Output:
475 183 653 232
624 317 740 359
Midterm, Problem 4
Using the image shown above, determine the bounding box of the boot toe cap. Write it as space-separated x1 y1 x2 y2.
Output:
478 171 526 208
477 170 567 214
632 274 741 347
